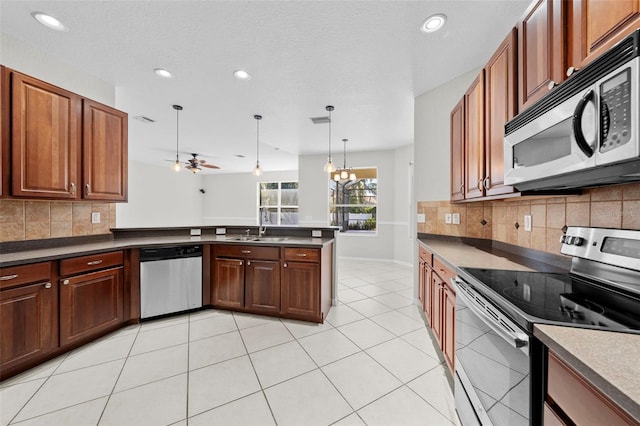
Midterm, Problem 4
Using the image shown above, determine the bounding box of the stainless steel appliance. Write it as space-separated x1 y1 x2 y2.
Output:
140 245 203 319
504 30 640 191
454 227 640 425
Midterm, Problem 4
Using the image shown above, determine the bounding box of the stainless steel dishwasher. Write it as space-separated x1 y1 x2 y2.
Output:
140 245 203 319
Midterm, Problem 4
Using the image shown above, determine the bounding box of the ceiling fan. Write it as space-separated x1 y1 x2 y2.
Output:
184 153 220 174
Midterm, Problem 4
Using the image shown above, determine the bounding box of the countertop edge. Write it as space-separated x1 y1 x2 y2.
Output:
534 324 640 422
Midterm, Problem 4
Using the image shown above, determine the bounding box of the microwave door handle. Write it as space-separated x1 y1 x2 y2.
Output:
572 89 595 158
452 278 529 349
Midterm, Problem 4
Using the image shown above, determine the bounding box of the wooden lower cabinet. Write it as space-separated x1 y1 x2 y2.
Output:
59 266 124 346
245 260 280 314
441 281 456 374
0 280 57 376
281 261 320 320
430 273 443 343
212 258 245 309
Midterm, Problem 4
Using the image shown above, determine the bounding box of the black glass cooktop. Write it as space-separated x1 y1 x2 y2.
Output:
461 268 640 331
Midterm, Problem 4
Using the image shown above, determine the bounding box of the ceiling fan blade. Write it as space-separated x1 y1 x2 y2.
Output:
201 163 220 169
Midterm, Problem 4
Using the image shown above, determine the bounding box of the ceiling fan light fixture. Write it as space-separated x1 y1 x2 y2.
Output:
190 166 201 174
421 13 447 33
31 11 68 31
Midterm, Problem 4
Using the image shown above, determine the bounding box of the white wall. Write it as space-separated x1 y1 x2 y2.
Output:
116 161 204 228
298 154 331 227
393 144 414 265
414 69 478 202
201 170 298 226
0 34 115 106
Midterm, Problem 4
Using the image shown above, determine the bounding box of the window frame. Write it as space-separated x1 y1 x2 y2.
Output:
329 167 378 234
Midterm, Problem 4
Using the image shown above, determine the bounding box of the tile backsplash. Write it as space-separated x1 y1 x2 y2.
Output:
417 183 640 256
0 200 116 242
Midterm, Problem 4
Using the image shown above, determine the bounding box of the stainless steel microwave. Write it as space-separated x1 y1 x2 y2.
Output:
504 30 640 191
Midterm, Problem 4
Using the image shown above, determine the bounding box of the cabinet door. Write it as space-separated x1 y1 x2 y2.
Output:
450 98 466 201
418 259 425 308
0 281 57 375
1 66 9 197
518 0 565 111
59 267 123 346
245 260 280 314
11 71 81 199
281 261 320 320
430 274 442 343
569 0 640 70
484 29 517 197
83 99 128 201
464 72 485 200
213 258 245 308
442 282 456 375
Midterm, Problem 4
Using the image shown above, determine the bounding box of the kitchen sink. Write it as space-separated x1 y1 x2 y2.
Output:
225 236 257 241
224 236 288 242
252 237 288 242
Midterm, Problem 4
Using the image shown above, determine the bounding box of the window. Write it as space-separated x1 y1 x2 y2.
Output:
259 182 299 225
330 168 377 232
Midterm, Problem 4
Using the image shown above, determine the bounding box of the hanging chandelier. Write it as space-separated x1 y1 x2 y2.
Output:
333 138 356 181
323 105 336 173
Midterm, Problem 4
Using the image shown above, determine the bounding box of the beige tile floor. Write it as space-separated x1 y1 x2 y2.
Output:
0 259 458 426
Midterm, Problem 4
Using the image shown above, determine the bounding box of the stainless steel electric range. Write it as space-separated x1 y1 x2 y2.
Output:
453 227 640 426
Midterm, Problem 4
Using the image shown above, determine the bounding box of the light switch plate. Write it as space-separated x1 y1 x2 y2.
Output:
190 228 201 236
91 212 100 224
524 215 532 232
216 228 226 235
452 213 460 225
417 214 426 223
312 230 322 237
445 213 452 224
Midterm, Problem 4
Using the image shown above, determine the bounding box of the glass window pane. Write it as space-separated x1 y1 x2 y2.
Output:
281 182 298 206
260 207 278 225
260 183 278 206
328 168 377 232
280 208 299 225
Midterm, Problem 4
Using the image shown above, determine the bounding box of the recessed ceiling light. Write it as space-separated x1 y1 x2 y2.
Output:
233 70 251 80
31 11 67 31
154 68 173 78
421 13 447 33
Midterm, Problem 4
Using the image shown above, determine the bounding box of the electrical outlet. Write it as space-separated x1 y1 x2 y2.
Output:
216 228 226 235
524 215 532 232
416 214 426 223
452 213 460 225
445 214 452 224
91 212 100 224
312 230 322 237
190 228 202 236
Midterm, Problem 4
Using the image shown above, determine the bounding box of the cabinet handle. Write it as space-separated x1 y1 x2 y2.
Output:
63 279 70 285
459 184 464 193
241 250 251 254
85 183 91 195
547 80 558 91
87 260 103 266
483 177 490 189
284 263 288 268
247 261 251 266
0 274 18 281
45 282 52 289
296 253 307 257
70 182 76 195
566 66 578 77
477 179 483 192
239 261 243 266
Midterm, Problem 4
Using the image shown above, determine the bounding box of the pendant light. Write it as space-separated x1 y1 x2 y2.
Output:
172 105 183 172
323 105 336 173
334 138 356 181
253 114 263 176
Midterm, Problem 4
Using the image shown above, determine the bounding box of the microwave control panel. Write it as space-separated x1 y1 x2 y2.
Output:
599 68 631 153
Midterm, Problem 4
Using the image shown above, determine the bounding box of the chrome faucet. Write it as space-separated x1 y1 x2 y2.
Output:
259 207 267 237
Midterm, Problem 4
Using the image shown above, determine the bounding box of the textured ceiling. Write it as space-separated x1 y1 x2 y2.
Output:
1 0 530 173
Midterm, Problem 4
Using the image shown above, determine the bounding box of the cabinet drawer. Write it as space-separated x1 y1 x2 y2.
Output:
433 257 456 289
214 245 280 260
547 352 635 426
0 262 51 289
284 248 320 262
418 245 433 265
60 251 124 276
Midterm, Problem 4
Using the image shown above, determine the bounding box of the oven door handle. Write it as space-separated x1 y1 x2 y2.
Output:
452 278 529 349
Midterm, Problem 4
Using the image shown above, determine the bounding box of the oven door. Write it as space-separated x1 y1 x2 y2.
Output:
453 278 531 426
504 86 597 188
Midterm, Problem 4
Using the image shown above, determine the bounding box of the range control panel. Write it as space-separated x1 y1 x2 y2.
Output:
561 227 640 271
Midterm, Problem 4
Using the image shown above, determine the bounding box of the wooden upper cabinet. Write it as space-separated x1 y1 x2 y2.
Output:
83 100 128 201
568 0 640 70
450 98 465 201
1 66 9 197
518 0 565 111
464 71 485 200
11 71 81 199
484 29 517 197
